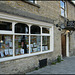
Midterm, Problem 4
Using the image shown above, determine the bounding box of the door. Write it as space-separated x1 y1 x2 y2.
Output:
61 34 66 57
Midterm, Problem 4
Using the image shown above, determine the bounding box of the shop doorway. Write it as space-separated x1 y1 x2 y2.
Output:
61 34 66 57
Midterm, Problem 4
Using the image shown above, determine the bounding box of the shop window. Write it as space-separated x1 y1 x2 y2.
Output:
15 35 29 55
30 36 41 53
15 23 29 34
31 25 41 34
42 27 50 34
0 21 12 31
42 36 50 51
0 35 13 58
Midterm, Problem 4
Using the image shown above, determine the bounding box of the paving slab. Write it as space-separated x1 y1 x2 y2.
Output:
26 56 75 74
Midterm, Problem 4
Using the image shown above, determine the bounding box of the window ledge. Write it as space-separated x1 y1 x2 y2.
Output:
23 1 40 8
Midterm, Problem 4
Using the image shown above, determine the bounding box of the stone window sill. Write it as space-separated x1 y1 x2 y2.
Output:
23 1 40 8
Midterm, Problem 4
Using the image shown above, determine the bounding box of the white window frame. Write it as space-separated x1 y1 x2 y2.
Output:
0 13 54 62
60 1 67 18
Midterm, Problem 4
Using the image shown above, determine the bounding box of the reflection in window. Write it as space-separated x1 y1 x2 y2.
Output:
15 23 29 33
0 21 12 31
31 25 41 34
60 1 64 8
15 35 29 55
26 0 35 3
0 35 13 58
61 9 64 16
30 36 41 53
60 1 67 17
42 36 50 51
42 27 49 34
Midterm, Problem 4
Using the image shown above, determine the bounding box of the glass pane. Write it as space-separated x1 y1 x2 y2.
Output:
60 1 64 8
61 8 64 17
0 21 12 31
15 35 29 55
42 36 50 51
31 25 41 34
30 36 41 53
0 35 13 58
42 27 50 34
27 0 35 3
15 23 29 34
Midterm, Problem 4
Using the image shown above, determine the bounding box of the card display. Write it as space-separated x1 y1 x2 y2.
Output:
0 35 13 58
15 35 29 55
31 36 41 53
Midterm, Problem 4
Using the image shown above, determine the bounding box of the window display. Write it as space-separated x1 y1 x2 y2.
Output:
42 36 50 51
42 27 50 34
30 36 41 53
0 35 13 58
15 35 29 55
0 21 52 61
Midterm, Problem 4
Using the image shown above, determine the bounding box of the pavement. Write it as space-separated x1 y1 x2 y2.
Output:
26 56 75 74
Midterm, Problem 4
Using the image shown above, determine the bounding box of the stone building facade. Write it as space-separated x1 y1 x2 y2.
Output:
0 1 75 74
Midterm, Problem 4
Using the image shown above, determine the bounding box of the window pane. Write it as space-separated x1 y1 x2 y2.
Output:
42 36 50 51
28 0 35 3
0 21 12 31
31 25 41 34
0 35 13 58
42 27 50 34
60 1 64 8
15 23 29 34
61 8 64 17
30 36 41 53
15 35 29 55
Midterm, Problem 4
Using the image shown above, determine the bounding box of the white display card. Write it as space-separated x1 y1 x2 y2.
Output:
30 44 33 47
5 49 9 55
9 42 13 47
45 46 48 50
30 48 32 52
34 44 37 47
33 48 37 52
27 45 29 48
16 49 19 55
9 49 13 55
42 46 44 51
0 51 4 57
20 49 24 54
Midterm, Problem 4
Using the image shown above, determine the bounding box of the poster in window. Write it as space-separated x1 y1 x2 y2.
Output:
42 46 44 51
9 49 13 55
16 49 19 55
30 44 33 47
20 49 24 54
33 48 37 52
5 49 9 55
0 51 4 57
27 45 29 48
45 46 48 50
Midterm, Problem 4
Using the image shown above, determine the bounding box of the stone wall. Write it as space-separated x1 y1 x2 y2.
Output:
0 1 74 74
